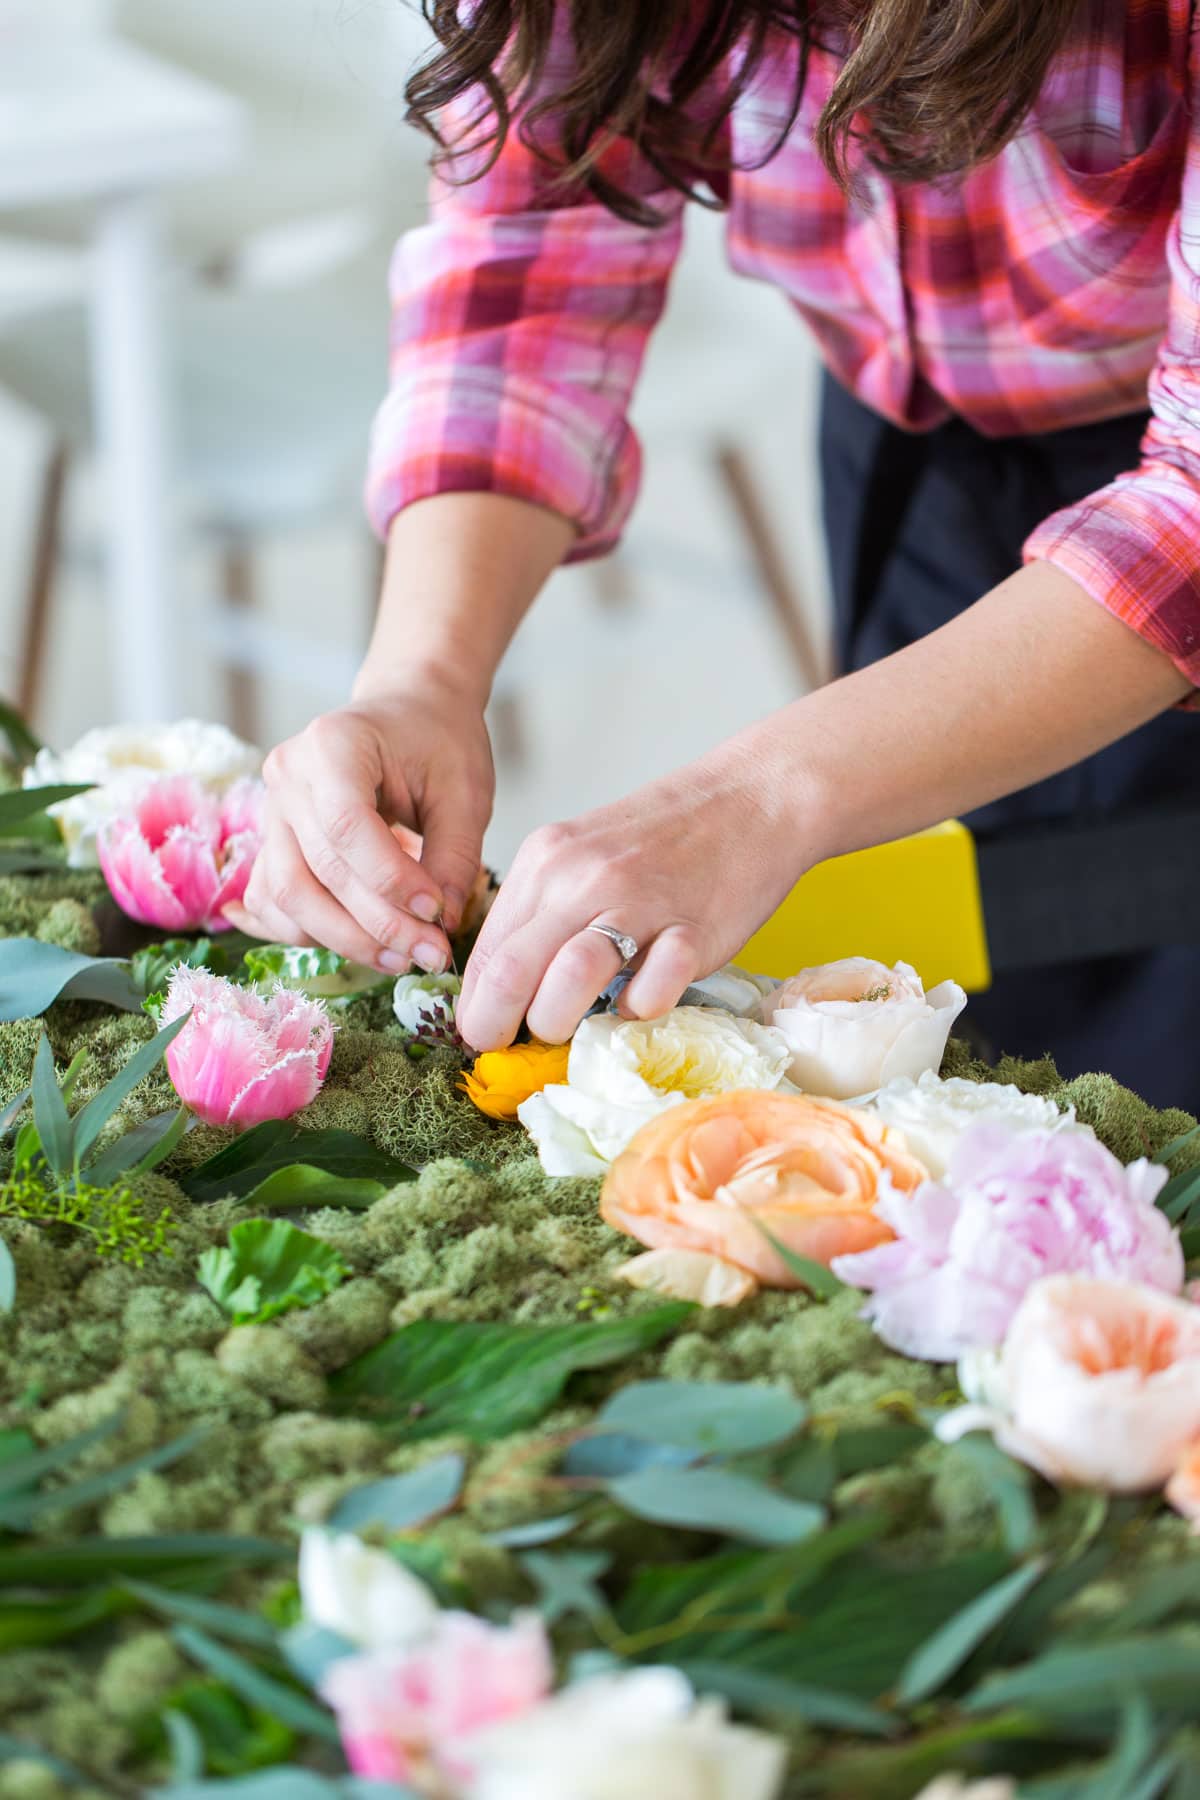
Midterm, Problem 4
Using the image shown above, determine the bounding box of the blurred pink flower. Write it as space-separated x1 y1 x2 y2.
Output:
98 773 263 933
162 965 333 1129
832 1124 1183 1360
321 1611 553 1786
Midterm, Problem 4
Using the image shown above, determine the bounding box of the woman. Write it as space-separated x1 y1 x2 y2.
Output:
231 0 1200 1106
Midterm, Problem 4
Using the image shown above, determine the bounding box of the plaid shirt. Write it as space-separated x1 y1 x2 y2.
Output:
368 0 1200 687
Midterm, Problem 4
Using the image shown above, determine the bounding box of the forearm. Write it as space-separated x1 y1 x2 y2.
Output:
767 561 1193 862
353 493 576 707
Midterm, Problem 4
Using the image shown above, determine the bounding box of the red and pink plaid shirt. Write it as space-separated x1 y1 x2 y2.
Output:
368 0 1200 687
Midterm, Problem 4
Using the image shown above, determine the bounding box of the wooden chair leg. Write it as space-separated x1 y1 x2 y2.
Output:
219 535 259 745
18 441 69 726
715 440 828 694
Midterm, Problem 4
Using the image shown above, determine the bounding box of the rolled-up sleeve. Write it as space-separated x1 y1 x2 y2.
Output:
366 109 687 561
1023 89 1200 695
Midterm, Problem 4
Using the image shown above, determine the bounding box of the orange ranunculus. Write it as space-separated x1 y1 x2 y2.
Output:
461 1041 572 1122
600 1090 926 1288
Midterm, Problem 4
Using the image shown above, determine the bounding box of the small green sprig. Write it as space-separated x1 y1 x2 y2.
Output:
0 1169 175 1266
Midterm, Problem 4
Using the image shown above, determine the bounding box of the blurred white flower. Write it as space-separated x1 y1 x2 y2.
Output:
759 958 967 1100
298 1529 439 1652
518 1006 795 1177
455 1668 787 1800
26 719 260 867
911 1779 1016 1800
392 972 462 1035
870 1071 1093 1178
684 962 780 1017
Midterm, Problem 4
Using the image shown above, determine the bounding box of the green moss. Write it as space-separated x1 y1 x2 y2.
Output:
95 1630 186 1721
33 899 100 958
214 1325 328 1410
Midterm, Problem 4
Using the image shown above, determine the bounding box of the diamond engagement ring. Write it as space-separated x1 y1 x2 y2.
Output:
586 923 640 965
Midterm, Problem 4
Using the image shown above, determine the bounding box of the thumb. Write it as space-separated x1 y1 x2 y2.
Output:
419 787 489 935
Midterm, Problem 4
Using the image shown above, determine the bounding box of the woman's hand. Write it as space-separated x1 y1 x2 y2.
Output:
226 676 494 972
457 729 811 1049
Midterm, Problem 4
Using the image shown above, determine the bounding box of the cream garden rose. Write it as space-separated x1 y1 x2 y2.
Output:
517 1006 795 1176
298 1530 440 1651
27 719 260 867
870 1071 1093 1178
759 957 967 1100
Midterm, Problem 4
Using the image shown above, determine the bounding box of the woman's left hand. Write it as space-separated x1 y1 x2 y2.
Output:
456 729 812 1049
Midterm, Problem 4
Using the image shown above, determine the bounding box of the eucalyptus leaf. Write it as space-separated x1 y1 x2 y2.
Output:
183 1122 415 1204
330 1306 693 1439
608 1465 826 1547
70 1013 189 1167
561 1434 696 1480
278 1621 358 1691
594 1379 808 1458
240 1166 386 1214
488 1513 585 1549
198 1220 350 1326
0 940 143 1021
172 1624 340 1741
673 1658 898 1736
0 1238 14 1315
895 1558 1046 1705
945 1434 1038 1556
519 1549 611 1625
966 1631 1200 1718
329 1454 464 1533
163 1708 207 1784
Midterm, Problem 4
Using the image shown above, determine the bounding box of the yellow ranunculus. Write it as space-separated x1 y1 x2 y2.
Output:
461 1041 572 1121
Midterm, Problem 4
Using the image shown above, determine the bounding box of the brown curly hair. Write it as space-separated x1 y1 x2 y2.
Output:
403 0 1081 223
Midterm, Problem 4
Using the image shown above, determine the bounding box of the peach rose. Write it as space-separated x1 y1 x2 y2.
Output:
600 1090 926 1288
1166 1439 1200 1529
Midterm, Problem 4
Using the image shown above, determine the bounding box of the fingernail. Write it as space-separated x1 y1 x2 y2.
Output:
413 941 447 974
409 893 442 924
378 951 411 974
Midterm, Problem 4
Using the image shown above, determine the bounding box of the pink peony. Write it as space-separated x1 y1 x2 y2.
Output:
832 1124 1183 1361
98 773 263 934
161 965 333 1129
320 1611 553 1786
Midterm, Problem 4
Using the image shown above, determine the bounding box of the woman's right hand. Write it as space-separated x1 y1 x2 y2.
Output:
226 676 495 974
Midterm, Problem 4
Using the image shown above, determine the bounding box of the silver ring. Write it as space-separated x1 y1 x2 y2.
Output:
586 923 640 965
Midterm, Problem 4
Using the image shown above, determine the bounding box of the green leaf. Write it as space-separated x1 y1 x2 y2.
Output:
182 1122 416 1204
243 943 386 999
0 1410 127 1497
895 1559 1046 1706
124 1580 279 1648
0 1586 128 1650
1154 1123 1200 1165
0 1085 30 1136
0 940 144 1021
71 1013 189 1167
593 1380 808 1458
163 1708 207 1784
128 935 253 999
608 1465 826 1546
0 1732 86 1784
82 1105 191 1186
31 1031 74 1176
0 699 44 765
198 1221 350 1326
0 1424 211 1528
0 783 93 835
944 1434 1038 1555
0 1534 291 1587
755 1222 846 1298
966 1631 1200 1719
329 1454 464 1533
0 845 68 874
519 1549 611 1624
330 1305 694 1439
673 1659 898 1736
171 1624 340 1741
239 1166 386 1214
0 1238 14 1315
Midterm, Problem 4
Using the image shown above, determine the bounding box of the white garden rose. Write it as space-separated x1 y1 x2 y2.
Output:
298 1529 439 1652
517 1006 795 1177
871 1071 1093 1178
912 1780 1017 1800
26 719 260 867
457 1668 787 1800
759 957 967 1100
392 971 462 1035
683 962 780 1017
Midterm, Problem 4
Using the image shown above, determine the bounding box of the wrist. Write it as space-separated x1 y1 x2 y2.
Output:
352 652 491 714
733 706 839 871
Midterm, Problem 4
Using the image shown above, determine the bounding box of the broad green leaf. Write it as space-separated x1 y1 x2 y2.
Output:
755 1222 846 1299
966 1631 1200 1718
0 1586 127 1649
0 783 92 834
125 1580 279 1648
0 1424 211 1528
831 1422 930 1478
243 944 386 999
71 1013 189 1167
673 1658 898 1736
0 1238 13 1315
895 1559 1046 1705
172 1624 340 1741
0 699 43 765
329 1454 464 1533
156 1676 294 1781
129 934 258 999
31 1032 73 1175
1159 1168 1200 1225
0 939 144 1021
240 1165 386 1213
0 1534 291 1587
182 1121 415 1204
593 1379 808 1458
609 1465 826 1547
330 1305 694 1439
82 1105 191 1185
519 1549 611 1624
198 1221 350 1326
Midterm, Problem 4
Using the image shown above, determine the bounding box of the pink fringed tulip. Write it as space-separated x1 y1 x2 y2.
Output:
321 1611 553 1786
161 966 333 1129
98 773 264 933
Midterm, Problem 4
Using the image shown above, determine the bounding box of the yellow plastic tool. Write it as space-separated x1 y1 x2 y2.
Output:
738 820 992 993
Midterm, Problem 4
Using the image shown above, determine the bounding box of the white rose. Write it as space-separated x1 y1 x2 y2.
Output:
457 1669 787 1800
517 1007 795 1177
682 962 781 1017
871 1071 1094 1178
912 1780 1017 1800
298 1529 439 1651
26 719 260 867
392 972 462 1034
760 957 967 1100
937 1275 1200 1492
